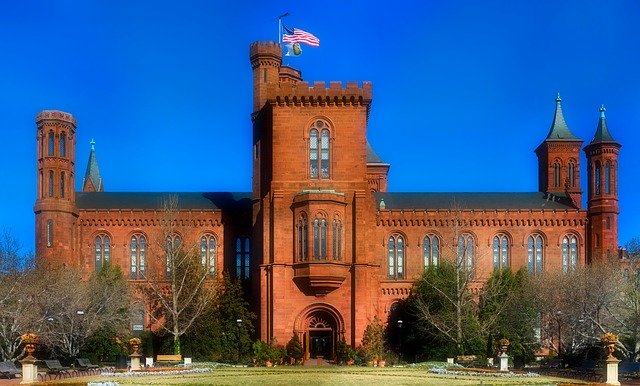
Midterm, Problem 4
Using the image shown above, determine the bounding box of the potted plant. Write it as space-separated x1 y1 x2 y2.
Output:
498 337 510 355
20 332 38 359
129 337 142 355
601 332 618 359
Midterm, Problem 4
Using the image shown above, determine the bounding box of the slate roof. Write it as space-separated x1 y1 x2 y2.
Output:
76 192 252 211
544 94 581 141
589 105 617 144
366 141 387 164
83 141 103 191
373 192 577 210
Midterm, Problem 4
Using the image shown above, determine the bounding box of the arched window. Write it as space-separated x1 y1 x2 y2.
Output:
493 234 509 271
423 234 439 267
200 234 216 276
48 171 54 197
457 234 475 278
309 120 330 179
95 234 111 272
60 171 65 198
568 161 576 187
235 236 250 279
60 132 66 157
166 234 182 278
388 234 404 280
605 161 611 194
562 235 578 273
553 161 561 187
527 234 544 274
595 161 601 195
46 220 53 247
332 217 342 260
313 217 327 260
48 131 54 156
130 234 147 279
297 214 308 261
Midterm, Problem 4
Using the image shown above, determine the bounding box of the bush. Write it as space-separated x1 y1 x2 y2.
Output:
286 335 303 361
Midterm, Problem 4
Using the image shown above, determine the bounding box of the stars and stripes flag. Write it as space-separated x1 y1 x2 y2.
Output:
282 26 320 47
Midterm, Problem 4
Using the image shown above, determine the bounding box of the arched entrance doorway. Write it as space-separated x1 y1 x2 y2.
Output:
294 304 344 360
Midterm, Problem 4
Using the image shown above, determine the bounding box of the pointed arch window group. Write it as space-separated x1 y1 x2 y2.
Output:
562 235 578 273
493 234 509 271
309 120 330 179
95 234 111 271
296 212 342 262
130 234 147 279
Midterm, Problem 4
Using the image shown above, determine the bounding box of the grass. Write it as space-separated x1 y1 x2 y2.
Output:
50 365 587 386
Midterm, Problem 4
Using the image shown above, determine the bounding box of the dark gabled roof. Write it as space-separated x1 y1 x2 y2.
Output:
83 140 103 191
544 94 581 141
366 141 387 164
76 192 252 211
589 105 617 144
373 192 577 210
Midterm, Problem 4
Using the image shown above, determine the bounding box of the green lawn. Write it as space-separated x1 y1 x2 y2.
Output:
54 366 585 386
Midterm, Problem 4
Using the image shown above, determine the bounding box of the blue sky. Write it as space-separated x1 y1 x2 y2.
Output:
1 0 638 253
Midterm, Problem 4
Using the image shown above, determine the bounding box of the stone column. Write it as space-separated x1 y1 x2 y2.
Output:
20 358 38 384
130 353 141 371
499 353 509 371
605 357 620 386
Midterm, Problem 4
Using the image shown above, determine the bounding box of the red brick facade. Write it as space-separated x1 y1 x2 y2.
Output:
34 41 621 360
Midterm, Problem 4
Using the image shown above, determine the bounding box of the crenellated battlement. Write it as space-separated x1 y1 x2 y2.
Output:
36 110 77 126
249 40 282 69
268 80 373 106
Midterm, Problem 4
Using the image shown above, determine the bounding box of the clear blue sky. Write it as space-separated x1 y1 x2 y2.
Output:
1 0 638 253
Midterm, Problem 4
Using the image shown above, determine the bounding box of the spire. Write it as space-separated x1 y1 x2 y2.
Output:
589 104 617 144
82 139 103 192
544 93 580 141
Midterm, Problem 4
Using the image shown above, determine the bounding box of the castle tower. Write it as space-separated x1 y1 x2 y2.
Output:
82 139 103 192
249 41 282 113
535 94 583 207
584 105 621 261
34 110 78 265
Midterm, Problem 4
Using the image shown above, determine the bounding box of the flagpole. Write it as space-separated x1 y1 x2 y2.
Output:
278 12 289 43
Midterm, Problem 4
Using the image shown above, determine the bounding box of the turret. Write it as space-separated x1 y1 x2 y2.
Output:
249 41 282 112
34 110 78 265
535 94 583 207
584 105 621 261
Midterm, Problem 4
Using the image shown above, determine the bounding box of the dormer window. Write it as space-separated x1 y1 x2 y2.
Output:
309 120 330 179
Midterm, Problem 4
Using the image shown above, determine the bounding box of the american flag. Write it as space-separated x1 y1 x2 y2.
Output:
282 27 320 47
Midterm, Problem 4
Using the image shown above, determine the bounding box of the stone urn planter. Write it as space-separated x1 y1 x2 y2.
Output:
20 332 39 360
498 338 510 355
601 332 618 359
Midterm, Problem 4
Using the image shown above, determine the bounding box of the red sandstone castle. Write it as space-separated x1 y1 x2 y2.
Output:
34 41 621 359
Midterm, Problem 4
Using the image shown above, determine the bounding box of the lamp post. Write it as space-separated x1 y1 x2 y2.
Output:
236 319 243 364
397 319 403 363
556 310 562 357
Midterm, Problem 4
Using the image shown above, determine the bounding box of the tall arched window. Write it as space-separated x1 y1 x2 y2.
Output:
60 132 66 157
200 234 216 276
562 235 578 273
235 236 250 279
131 303 145 333
595 161 601 195
166 234 181 278
46 220 53 247
332 217 342 260
95 234 111 272
457 234 475 278
48 171 54 197
527 234 544 274
313 217 327 260
60 171 65 198
423 234 439 267
605 161 611 194
493 234 509 271
130 234 147 279
553 161 561 187
48 131 54 156
388 234 404 280
568 161 576 187
297 214 308 261
309 120 330 179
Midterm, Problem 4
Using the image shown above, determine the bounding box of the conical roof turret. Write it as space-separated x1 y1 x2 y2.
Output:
589 104 618 144
544 93 580 141
82 139 103 192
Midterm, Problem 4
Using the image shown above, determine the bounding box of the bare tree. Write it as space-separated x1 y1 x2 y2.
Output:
140 195 217 355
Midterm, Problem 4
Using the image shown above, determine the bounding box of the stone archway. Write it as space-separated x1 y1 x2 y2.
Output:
294 304 344 361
